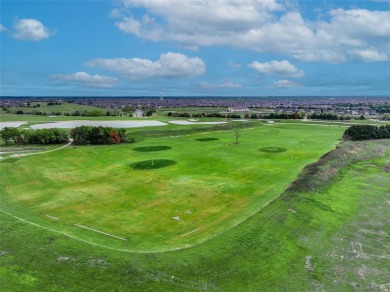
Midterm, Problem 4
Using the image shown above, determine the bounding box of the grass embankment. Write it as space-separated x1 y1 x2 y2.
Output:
0 139 388 290
0 124 344 251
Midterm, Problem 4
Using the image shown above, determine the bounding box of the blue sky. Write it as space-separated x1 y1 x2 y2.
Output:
1 0 389 96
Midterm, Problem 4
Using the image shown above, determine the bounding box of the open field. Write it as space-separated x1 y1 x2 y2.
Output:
4 101 112 115
0 123 344 251
0 137 389 290
0 111 389 290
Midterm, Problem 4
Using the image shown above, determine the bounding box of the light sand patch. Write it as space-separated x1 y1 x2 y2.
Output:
30 120 167 129
169 120 227 125
0 121 27 129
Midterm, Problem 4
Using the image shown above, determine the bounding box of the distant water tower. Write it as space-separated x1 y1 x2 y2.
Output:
160 92 164 100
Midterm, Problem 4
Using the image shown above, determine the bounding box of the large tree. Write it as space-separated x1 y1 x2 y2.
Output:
0 127 19 145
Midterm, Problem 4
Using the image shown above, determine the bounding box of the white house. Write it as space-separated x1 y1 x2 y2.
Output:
133 109 144 118
228 107 249 113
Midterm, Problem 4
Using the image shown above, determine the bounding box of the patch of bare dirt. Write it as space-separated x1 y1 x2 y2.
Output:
382 163 390 172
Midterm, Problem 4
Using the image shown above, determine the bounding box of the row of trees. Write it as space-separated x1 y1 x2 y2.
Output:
262 112 303 119
167 111 366 121
167 112 242 119
0 127 69 145
70 126 130 145
1 126 132 146
343 125 390 141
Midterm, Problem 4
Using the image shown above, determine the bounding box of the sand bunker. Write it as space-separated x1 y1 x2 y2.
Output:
0 122 27 129
169 120 227 125
30 120 167 129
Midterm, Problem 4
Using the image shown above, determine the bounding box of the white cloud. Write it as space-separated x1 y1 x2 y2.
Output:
0 24 6 32
249 60 304 77
50 72 118 88
85 52 206 80
272 79 300 88
349 49 389 62
12 18 53 41
114 1 390 63
228 61 241 68
200 81 241 89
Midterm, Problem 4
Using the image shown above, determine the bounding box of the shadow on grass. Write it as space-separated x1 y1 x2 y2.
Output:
133 146 172 152
195 138 219 142
131 159 177 170
259 147 287 153
0 158 20 163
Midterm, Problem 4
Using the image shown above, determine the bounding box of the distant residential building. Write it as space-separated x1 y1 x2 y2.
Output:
228 107 249 113
133 109 144 118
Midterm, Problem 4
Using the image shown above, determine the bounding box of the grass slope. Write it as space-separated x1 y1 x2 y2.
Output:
1 124 344 251
0 140 388 291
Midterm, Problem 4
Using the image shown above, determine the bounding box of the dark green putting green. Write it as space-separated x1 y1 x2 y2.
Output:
259 147 287 153
131 159 177 170
133 146 172 152
195 137 219 142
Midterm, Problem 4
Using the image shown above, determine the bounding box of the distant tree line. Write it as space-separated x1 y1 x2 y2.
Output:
261 112 304 119
166 111 366 121
4 109 115 116
343 125 390 141
0 127 69 146
258 112 365 120
167 112 241 119
71 126 132 145
47 102 61 106
369 105 390 114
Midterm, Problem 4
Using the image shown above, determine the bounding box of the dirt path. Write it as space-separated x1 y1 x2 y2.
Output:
6 139 74 158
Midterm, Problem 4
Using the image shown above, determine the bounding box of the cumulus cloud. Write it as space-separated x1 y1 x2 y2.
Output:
349 49 389 62
200 81 241 89
50 72 117 87
248 60 304 77
85 52 206 80
0 24 6 32
12 18 53 41
272 79 301 88
113 1 390 63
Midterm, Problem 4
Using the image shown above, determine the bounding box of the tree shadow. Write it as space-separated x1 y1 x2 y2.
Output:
195 138 219 142
133 146 172 152
0 158 20 163
259 147 287 153
131 159 177 170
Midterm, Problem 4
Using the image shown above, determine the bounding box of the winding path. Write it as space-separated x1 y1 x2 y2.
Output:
5 139 74 158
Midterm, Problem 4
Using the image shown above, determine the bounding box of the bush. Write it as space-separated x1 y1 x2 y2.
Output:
343 124 390 141
0 127 69 145
71 126 131 145
84 110 104 117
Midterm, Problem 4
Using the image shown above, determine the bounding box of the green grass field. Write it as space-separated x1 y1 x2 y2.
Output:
1 113 389 290
4 101 111 115
1 123 344 251
1 136 388 290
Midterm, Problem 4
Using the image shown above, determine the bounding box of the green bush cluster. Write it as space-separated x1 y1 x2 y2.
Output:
70 126 130 145
261 112 304 119
343 124 390 141
0 127 69 145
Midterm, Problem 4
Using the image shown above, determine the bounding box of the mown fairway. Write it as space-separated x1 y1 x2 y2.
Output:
1 123 344 251
1 138 388 291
